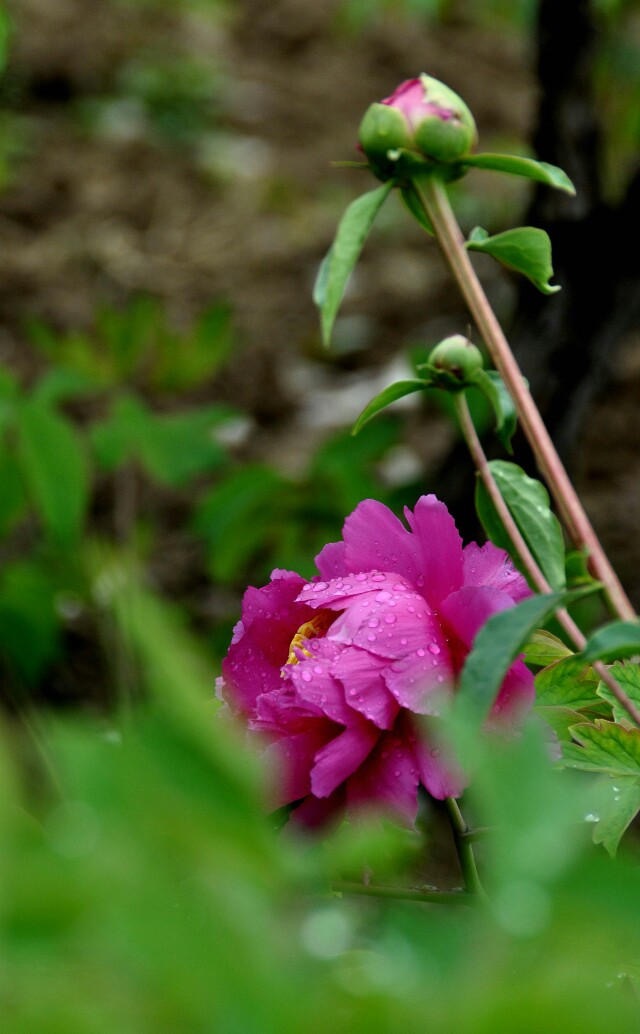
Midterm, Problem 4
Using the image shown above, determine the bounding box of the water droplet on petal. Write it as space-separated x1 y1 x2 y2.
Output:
301 670 313 683
313 582 328 592
376 591 392 603
400 638 408 647
368 618 379 628
384 613 397 625
355 572 368 582
416 648 426 658
314 665 324 676
371 573 386 582
428 643 441 656
367 633 376 643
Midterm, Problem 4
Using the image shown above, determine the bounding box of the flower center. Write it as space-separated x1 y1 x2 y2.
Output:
286 609 335 667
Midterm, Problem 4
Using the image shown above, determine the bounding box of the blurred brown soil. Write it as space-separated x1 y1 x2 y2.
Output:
1 0 639 606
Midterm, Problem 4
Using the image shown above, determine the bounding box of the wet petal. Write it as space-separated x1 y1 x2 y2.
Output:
341 499 422 584
462 542 530 602
329 584 438 661
311 721 380 798
347 724 420 825
263 727 334 808
404 494 464 606
315 540 348 579
287 644 354 726
383 635 453 714
332 646 400 729
412 721 466 799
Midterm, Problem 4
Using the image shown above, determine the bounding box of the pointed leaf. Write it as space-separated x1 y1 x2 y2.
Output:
592 775 640 856
470 369 518 451
524 628 573 667
352 379 430 435
17 399 89 545
581 621 640 664
314 182 393 346
564 720 640 777
460 152 575 194
467 225 560 295
535 655 599 709
597 662 640 724
475 460 566 590
457 590 564 727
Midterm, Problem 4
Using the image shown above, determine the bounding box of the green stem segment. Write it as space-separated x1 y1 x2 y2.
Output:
454 392 640 727
445 796 488 901
414 174 636 625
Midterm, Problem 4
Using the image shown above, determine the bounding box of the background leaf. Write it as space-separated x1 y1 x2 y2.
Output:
597 662 640 724
592 775 640 856
535 655 599 709
17 398 89 545
475 460 566 590
564 720 640 777
314 182 393 346
467 225 560 294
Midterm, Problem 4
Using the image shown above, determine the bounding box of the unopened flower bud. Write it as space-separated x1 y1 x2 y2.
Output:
359 74 477 179
426 334 483 389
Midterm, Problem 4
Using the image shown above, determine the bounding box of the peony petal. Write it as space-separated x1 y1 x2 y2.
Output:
298 570 415 611
341 499 422 584
490 657 535 727
263 726 334 808
346 722 420 825
412 720 466 799
315 540 348 579
332 645 400 730
438 584 517 651
223 570 315 714
328 583 438 662
462 542 530 602
383 638 453 715
287 644 354 726
404 495 464 607
251 685 324 733
310 721 380 798
290 788 346 829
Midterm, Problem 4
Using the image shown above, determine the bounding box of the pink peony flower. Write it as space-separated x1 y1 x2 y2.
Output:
219 495 533 828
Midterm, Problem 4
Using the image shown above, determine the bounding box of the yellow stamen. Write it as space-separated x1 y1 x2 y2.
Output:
285 610 335 668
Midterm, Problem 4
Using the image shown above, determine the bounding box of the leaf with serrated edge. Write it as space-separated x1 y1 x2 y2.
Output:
476 460 566 590
582 621 640 664
467 226 560 295
535 655 599 709
314 182 393 346
591 775 640 856
597 662 640 725
352 379 430 435
460 153 575 194
536 706 588 743
563 721 640 776
524 628 573 667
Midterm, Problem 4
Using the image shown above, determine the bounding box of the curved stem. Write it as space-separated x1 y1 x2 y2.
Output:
445 796 489 902
415 174 636 624
455 392 640 727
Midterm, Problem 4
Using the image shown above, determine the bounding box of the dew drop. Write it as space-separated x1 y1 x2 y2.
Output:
301 670 313 683
400 638 408 647
416 648 426 658
416 575 425 587
384 613 397 625
314 665 324 676
313 582 328 592
436 675 444 683
355 572 368 582
584 812 600 824
428 643 441 656
368 617 380 628
394 770 401 777
367 633 376 642
371 573 386 582
376 591 392 603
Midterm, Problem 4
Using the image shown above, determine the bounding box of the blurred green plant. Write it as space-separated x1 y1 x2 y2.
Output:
2 568 640 1031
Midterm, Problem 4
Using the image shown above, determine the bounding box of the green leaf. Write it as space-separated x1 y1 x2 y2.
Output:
535 655 600 709
352 379 430 435
0 561 61 684
581 621 640 664
597 662 640 725
399 182 434 234
460 152 576 194
590 775 640 856
475 460 566 590
17 399 89 545
314 182 393 346
467 225 560 295
470 369 518 451
457 591 565 727
523 628 573 667
564 720 640 777
536 705 588 743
